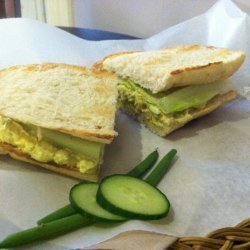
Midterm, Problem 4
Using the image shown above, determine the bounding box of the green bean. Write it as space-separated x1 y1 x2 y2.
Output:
126 149 159 177
37 204 76 225
145 149 177 186
0 214 94 249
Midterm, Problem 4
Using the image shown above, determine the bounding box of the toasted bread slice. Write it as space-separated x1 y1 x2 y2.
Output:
102 45 245 93
0 143 99 181
0 64 118 144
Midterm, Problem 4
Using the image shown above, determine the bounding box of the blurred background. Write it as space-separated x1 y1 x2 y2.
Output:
0 0 250 38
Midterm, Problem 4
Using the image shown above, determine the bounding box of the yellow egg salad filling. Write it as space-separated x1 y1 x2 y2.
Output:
118 79 228 130
0 116 104 173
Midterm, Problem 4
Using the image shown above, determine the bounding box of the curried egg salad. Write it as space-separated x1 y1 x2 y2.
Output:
0 116 104 173
118 79 231 130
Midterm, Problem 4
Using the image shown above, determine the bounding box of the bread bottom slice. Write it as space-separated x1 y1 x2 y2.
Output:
0 143 99 181
120 90 238 136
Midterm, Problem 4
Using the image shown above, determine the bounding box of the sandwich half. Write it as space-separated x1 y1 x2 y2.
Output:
95 45 245 136
0 63 118 181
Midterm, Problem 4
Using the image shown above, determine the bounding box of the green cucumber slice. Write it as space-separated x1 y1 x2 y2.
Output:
97 175 170 220
158 82 223 114
121 79 226 114
24 124 104 162
70 182 126 222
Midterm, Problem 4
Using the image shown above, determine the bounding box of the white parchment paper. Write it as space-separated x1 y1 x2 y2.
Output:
0 0 249 249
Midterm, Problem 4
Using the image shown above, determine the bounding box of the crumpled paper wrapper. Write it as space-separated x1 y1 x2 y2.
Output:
84 231 178 250
0 0 249 249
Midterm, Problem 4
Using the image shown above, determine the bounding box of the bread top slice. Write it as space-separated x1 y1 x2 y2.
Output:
103 45 245 93
0 63 118 144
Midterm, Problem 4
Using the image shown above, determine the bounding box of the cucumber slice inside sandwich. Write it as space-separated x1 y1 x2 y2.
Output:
121 79 228 114
97 175 170 220
24 124 104 162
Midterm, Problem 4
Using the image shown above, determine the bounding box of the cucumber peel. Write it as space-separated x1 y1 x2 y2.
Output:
97 175 170 220
70 182 126 221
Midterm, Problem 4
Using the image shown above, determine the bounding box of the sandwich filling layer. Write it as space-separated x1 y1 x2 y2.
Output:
0 116 104 173
118 79 234 131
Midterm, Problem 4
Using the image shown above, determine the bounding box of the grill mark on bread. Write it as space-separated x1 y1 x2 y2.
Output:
170 61 223 75
93 51 139 73
169 45 216 52
101 45 245 93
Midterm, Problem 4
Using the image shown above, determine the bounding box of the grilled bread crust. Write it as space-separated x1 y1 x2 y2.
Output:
101 45 245 93
0 63 119 144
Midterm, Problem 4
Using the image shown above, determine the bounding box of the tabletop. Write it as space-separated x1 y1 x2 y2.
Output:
59 26 139 41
